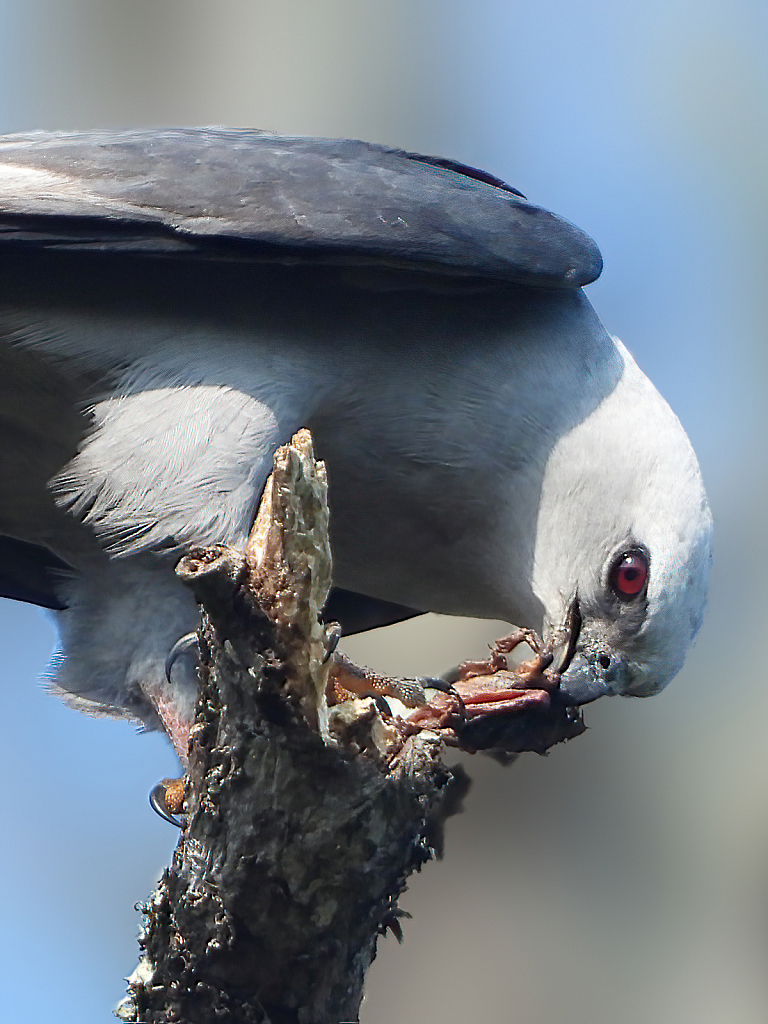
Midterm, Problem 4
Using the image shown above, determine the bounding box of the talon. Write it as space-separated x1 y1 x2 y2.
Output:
149 777 186 827
420 676 467 720
328 653 428 709
372 693 394 717
418 675 452 695
323 622 342 663
165 632 199 684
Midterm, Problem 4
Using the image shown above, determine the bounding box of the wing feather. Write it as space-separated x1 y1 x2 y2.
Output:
0 129 602 288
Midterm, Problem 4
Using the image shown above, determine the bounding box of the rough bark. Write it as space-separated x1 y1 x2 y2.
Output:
116 428 584 1024
116 430 468 1024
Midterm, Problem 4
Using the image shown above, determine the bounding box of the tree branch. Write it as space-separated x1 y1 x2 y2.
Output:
116 429 582 1024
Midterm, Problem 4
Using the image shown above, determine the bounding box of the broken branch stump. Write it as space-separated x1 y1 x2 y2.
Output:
117 430 467 1024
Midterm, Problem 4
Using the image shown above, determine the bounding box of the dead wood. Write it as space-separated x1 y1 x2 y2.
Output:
116 428 582 1024
116 431 467 1024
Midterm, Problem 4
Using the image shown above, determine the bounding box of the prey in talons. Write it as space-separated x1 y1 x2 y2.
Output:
403 611 586 754
405 631 554 732
149 613 584 827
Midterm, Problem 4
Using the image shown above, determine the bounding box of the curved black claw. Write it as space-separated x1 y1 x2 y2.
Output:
418 676 467 720
323 622 343 664
149 782 183 828
372 693 395 717
418 675 453 695
165 632 199 684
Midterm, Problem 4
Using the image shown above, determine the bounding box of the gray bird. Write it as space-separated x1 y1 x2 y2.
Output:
0 129 712 760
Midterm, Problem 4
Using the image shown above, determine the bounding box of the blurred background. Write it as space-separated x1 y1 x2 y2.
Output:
1 1 766 1021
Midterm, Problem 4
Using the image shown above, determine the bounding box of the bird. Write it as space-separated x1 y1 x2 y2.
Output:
0 128 713 763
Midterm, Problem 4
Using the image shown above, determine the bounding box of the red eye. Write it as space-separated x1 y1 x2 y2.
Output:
610 551 649 599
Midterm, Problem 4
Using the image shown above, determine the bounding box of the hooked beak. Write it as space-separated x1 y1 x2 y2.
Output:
549 598 618 706
550 598 581 676
556 653 617 705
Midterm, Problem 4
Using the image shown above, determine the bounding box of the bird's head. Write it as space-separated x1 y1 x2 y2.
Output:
532 339 713 705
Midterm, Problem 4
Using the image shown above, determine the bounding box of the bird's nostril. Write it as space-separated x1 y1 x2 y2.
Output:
598 654 611 670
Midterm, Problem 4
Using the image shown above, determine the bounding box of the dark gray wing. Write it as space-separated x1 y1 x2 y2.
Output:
0 530 419 633
0 129 602 287
0 535 416 635
322 589 420 635
0 536 70 610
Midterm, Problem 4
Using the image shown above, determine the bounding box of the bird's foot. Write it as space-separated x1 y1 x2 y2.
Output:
149 777 186 827
328 651 464 717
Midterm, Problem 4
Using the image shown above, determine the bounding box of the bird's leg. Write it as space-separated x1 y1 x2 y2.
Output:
146 688 194 825
328 651 462 714
328 651 429 708
147 634 201 824
156 624 553 819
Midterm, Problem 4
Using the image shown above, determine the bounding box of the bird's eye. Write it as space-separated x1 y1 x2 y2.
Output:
610 550 649 600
